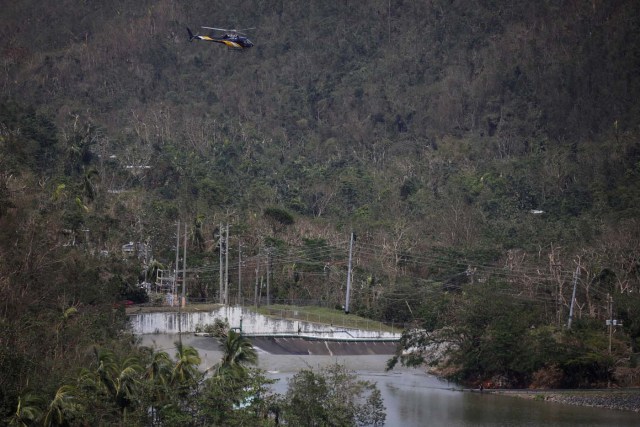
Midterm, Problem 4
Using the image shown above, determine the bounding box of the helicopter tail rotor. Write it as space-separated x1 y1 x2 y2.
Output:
187 27 196 41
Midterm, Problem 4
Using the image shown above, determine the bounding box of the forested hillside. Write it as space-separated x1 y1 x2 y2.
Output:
2 0 640 423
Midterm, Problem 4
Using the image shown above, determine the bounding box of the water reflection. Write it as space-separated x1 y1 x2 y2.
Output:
375 370 638 427
361 370 638 427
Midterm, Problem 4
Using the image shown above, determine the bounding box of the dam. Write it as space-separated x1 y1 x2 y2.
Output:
128 306 401 355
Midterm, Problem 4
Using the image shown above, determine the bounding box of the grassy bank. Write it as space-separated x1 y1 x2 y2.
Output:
255 304 401 334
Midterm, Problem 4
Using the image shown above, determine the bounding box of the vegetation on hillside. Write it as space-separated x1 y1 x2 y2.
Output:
2 0 640 422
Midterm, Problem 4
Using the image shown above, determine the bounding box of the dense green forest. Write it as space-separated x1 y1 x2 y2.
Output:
2 0 640 424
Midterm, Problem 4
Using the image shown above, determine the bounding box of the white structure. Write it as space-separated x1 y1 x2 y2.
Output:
128 306 400 341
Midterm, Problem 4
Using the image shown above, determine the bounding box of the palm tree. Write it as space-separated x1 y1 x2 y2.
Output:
171 342 202 388
7 393 43 427
83 347 142 424
198 334 262 425
144 349 173 385
112 356 143 423
216 330 258 376
93 347 117 398
142 348 173 422
43 385 78 427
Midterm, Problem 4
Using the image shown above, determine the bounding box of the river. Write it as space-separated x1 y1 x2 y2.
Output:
138 333 639 426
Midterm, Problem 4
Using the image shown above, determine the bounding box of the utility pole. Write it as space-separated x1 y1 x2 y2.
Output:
177 220 183 345
345 231 355 314
219 223 224 304
225 223 229 305
608 293 613 355
254 253 260 308
174 220 180 307
238 239 242 306
182 224 187 308
266 248 271 306
567 263 580 329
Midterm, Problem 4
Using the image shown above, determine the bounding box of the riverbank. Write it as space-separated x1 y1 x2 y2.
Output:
491 389 640 412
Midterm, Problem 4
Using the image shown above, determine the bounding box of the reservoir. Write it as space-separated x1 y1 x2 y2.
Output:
138 332 639 426
130 310 640 427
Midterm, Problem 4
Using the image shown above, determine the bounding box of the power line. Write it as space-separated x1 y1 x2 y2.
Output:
167 226 624 315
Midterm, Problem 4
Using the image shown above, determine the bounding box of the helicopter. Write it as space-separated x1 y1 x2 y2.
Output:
187 26 254 50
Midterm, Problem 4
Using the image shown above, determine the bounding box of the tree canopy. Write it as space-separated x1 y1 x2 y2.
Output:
2 0 640 422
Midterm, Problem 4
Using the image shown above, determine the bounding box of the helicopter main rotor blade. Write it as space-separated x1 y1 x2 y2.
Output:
202 27 231 32
201 26 254 35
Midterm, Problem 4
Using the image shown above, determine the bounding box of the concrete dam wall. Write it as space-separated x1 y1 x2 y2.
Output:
128 306 401 342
